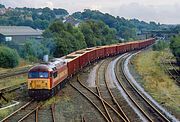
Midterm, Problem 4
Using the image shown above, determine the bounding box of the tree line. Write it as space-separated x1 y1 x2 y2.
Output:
0 4 68 30
43 20 118 57
0 20 118 68
170 35 180 66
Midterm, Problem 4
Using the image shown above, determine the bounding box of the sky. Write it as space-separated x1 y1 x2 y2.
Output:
1 0 180 24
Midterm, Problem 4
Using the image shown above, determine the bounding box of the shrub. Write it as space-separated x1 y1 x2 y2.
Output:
170 35 180 65
152 40 168 51
0 46 20 68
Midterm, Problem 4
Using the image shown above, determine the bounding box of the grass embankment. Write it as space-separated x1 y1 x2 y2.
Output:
133 50 180 113
0 74 27 89
0 59 32 74
0 74 28 119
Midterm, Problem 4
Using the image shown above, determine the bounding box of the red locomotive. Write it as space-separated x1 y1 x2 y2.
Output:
28 38 155 100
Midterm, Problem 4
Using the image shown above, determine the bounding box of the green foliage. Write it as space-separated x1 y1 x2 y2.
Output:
0 5 68 29
130 19 159 31
172 25 180 34
0 46 19 68
12 40 49 62
43 21 87 57
79 20 118 47
0 4 5 8
43 20 119 57
72 9 136 40
53 8 68 16
170 35 180 65
152 40 168 51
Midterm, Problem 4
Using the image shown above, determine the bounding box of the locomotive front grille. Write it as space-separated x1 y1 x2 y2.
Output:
28 79 50 89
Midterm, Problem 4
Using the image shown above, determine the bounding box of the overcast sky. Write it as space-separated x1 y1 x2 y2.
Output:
1 0 180 24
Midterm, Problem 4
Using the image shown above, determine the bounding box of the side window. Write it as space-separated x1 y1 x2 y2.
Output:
50 72 53 77
53 72 57 78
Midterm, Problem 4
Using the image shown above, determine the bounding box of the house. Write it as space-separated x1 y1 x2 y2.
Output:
0 26 43 45
0 8 6 15
63 16 80 27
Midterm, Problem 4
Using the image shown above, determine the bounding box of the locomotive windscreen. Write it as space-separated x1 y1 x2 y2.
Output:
28 72 49 78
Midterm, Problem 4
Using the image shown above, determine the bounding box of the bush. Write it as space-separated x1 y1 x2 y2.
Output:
153 40 168 51
17 40 49 62
0 46 20 68
170 35 180 65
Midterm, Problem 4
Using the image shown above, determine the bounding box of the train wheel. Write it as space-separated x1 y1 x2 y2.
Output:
51 89 55 97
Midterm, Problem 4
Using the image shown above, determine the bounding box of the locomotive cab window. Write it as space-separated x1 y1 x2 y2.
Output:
39 72 48 78
28 72 49 78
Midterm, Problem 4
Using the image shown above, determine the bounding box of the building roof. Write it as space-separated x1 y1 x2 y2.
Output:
0 26 42 36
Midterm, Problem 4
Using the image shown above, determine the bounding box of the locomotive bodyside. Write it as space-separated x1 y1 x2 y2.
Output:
28 59 68 99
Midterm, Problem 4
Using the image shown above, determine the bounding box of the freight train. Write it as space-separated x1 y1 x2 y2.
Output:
28 38 155 100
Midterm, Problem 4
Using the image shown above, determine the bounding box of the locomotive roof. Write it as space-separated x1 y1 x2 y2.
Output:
29 58 67 72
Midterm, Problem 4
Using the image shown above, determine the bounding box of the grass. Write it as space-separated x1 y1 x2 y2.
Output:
133 49 180 113
0 74 27 89
0 107 13 120
0 74 27 108
0 59 32 74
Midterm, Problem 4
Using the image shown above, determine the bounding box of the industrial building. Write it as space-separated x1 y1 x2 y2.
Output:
0 26 43 44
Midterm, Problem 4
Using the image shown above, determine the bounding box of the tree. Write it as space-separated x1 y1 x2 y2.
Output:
72 10 137 40
53 8 68 15
0 4 5 8
79 22 96 47
152 40 168 51
170 35 180 66
79 20 118 47
43 20 87 57
20 40 49 61
0 46 19 68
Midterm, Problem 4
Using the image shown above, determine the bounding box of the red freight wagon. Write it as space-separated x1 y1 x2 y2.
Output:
96 47 105 59
74 51 89 69
104 46 110 57
64 54 80 76
139 40 145 49
130 41 140 50
124 43 131 52
104 45 116 57
116 43 127 54
85 48 97 62
108 45 117 56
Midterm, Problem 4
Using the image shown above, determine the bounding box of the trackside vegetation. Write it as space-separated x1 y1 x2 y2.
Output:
152 40 169 51
170 35 180 66
43 20 118 57
0 46 19 68
133 50 180 117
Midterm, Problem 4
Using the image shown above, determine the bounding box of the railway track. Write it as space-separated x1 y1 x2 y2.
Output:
160 57 180 85
1 99 39 122
70 82 110 122
168 59 180 76
0 66 31 80
95 59 130 122
70 58 129 122
115 53 170 122
70 77 127 121
51 103 56 122
0 83 26 94
1 100 56 122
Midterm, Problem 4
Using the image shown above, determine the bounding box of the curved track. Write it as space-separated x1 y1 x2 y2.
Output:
95 59 130 122
115 53 170 122
160 57 180 85
70 74 128 121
